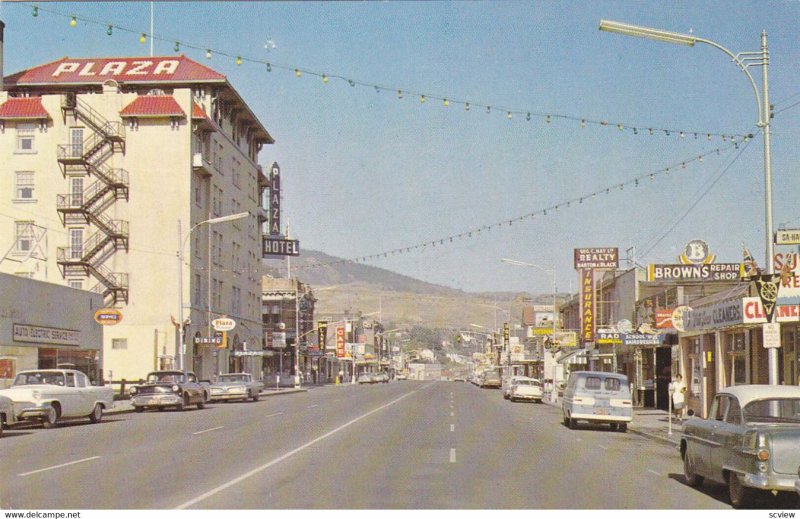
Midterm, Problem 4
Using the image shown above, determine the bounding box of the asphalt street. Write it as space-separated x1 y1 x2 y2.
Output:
0 381 795 509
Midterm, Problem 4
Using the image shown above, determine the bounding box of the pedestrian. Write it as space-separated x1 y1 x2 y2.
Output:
669 374 687 422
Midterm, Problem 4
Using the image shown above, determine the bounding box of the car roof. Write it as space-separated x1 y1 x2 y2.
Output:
570 371 628 380
719 384 800 406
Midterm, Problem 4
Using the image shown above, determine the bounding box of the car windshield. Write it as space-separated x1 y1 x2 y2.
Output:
219 375 247 382
147 373 186 384
13 372 65 386
516 380 535 386
743 398 800 423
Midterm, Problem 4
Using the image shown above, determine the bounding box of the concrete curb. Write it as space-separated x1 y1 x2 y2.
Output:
107 388 309 415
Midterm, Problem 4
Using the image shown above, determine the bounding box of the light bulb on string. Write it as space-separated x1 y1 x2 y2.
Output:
70 16 77 27
374 86 380 93
526 113 531 121
397 90 403 99
322 75 329 83
633 128 638 135
266 63 272 72
32 6 39 17
648 128 653 135
545 115 551 124
617 124 623 131
486 106 491 114
464 102 470 111
443 99 449 107
206 49 212 59
680 131 685 138
295 69 302 77
580 120 586 128
420 95 426 104
707 134 711 141
236 56 242 66
507 112 513 120
140 33 147 44
107 25 113 36
348 80 355 87
174 42 180 53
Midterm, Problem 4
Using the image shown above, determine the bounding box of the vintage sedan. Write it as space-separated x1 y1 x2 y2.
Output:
509 378 544 403
207 373 263 402
680 385 800 508
0 369 113 428
129 371 208 412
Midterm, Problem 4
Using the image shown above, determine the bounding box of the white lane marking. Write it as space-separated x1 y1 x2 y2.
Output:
332 399 341 403
450 411 454 417
265 412 284 418
19 456 101 477
450 448 456 463
307 404 319 409
193 426 224 435
648 469 661 476
575 438 582 442
598 445 608 450
176 388 421 509
450 424 454 432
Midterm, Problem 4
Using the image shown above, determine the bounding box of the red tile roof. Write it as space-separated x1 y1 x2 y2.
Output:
0 97 51 119
192 102 206 119
120 95 186 117
4 56 226 87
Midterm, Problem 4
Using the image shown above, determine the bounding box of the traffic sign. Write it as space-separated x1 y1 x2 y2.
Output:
212 317 236 332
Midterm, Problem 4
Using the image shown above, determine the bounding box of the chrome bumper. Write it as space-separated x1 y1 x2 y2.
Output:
15 402 53 420
131 394 181 407
743 472 798 492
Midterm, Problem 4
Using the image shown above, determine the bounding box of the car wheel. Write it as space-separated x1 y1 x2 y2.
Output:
176 396 186 411
0 418 3 437
728 472 755 509
88 404 103 424
42 406 58 429
683 447 704 487
618 423 627 433
134 406 144 413
196 397 205 410
568 417 577 429
252 392 260 402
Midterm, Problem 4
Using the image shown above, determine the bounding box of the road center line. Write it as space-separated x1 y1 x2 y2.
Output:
450 448 456 463
647 469 661 476
176 388 421 509
307 404 319 409
450 411 454 417
19 456 101 477
598 445 608 450
450 424 454 432
265 412 284 418
193 426 224 435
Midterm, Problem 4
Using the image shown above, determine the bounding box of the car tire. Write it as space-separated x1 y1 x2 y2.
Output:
197 397 205 410
568 418 577 429
252 392 260 402
176 396 187 411
683 447 704 487
88 404 103 424
728 472 754 509
42 406 58 429
618 423 627 433
0 418 3 437
134 406 144 413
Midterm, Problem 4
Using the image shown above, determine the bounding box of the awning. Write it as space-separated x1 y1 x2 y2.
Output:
556 348 589 364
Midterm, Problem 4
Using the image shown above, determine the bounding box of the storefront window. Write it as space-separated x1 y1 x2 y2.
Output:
690 337 702 396
728 332 746 386
38 348 101 383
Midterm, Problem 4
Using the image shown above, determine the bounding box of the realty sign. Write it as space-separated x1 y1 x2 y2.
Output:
574 248 619 270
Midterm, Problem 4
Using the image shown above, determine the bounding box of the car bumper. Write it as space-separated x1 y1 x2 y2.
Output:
14 402 54 420
743 473 798 492
794 478 799 496
131 394 182 407
209 392 248 401
569 412 632 423
512 393 543 400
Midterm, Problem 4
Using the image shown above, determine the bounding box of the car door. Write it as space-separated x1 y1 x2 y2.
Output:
712 395 744 477
698 395 728 480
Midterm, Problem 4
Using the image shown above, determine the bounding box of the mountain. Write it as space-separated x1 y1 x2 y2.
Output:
262 249 555 331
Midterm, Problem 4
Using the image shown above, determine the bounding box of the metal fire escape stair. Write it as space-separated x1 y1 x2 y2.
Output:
56 94 129 306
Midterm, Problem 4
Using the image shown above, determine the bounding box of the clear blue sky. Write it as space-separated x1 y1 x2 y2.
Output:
2 1 799 296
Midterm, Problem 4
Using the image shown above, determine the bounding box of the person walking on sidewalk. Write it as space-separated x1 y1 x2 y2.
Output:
669 374 687 422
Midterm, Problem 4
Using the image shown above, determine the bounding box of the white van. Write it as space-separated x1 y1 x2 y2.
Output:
561 371 632 432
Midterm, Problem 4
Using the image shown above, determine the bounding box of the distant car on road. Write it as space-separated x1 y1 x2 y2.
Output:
480 369 502 389
373 372 389 383
561 371 632 432
395 373 407 381
129 371 208 412
208 373 263 402
680 385 800 508
357 373 374 385
0 369 113 429
503 376 529 399
510 378 544 403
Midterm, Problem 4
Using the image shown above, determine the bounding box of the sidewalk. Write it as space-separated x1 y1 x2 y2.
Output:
543 397 683 447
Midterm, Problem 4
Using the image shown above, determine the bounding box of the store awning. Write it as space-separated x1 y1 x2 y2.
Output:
556 348 589 364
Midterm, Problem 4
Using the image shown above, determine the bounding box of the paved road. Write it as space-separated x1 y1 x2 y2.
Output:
0 381 795 509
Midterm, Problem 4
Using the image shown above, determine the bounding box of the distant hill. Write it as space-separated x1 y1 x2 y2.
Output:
262 249 558 331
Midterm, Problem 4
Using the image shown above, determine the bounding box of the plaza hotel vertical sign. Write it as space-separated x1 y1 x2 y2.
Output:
574 248 619 345
262 163 301 257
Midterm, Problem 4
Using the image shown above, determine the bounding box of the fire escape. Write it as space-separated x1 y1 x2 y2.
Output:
56 94 130 306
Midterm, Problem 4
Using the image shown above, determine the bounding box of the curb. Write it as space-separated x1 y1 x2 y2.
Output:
627 427 681 448
107 388 309 415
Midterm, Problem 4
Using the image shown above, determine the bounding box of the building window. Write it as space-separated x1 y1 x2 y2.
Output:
232 286 241 316
15 221 35 253
71 177 84 207
194 274 202 306
16 123 36 153
727 332 747 386
70 127 84 157
111 338 128 350
15 171 35 201
70 228 84 259
68 279 83 290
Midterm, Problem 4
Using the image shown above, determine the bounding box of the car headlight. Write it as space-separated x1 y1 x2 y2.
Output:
130 387 137 394
172 385 180 392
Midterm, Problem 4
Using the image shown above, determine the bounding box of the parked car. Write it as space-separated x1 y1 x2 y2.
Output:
395 373 408 381
795 467 800 503
0 369 113 429
208 373 264 402
129 371 208 412
561 371 632 432
510 378 544 403
503 376 530 399
373 372 389 383
680 385 800 508
357 373 374 385
480 369 502 389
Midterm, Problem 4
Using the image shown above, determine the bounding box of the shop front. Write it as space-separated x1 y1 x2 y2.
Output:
0 274 103 388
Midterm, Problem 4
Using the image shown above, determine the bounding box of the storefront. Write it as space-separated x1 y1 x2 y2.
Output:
0 274 103 388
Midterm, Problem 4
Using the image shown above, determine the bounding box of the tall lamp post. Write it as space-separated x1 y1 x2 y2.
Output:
501 258 558 402
177 212 249 374
598 19 777 384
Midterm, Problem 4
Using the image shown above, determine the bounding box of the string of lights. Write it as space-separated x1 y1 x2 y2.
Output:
288 143 739 271
19 2 751 143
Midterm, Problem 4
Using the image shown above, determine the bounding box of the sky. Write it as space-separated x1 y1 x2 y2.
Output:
1 0 799 297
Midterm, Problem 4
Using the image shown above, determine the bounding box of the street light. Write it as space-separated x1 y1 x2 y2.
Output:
598 19 777 384
177 212 249 375
501 258 558 402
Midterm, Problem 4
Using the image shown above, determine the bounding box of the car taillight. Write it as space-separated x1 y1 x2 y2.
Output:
757 449 770 462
